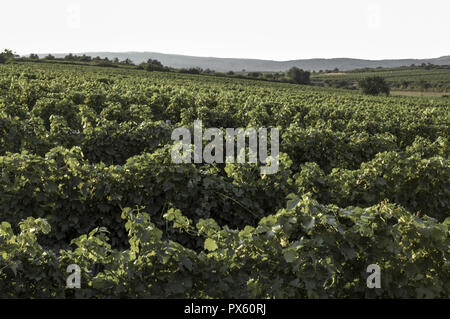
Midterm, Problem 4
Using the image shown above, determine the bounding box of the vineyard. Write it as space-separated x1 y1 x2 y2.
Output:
311 66 450 92
0 62 449 298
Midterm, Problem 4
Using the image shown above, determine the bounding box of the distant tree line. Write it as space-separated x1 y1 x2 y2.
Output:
314 68 340 74
0 49 18 64
8 51 136 67
2 48 313 86
347 63 448 74
136 59 312 85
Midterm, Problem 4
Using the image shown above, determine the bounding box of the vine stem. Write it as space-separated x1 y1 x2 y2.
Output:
214 191 260 218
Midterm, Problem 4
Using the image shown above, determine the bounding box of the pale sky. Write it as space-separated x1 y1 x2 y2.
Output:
1 0 449 60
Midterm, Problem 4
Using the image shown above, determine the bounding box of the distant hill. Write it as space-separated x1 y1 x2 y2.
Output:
37 52 450 72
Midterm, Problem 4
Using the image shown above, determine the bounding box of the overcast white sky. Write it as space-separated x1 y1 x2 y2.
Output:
1 0 449 60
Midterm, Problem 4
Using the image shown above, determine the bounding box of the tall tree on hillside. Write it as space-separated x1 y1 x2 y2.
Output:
0 49 16 63
358 76 390 96
143 59 165 71
122 58 133 65
287 67 310 84
64 53 75 61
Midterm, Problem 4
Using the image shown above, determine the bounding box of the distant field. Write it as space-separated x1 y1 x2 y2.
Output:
391 90 449 97
312 66 450 92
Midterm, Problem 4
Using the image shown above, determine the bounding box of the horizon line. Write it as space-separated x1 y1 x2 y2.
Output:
19 50 450 63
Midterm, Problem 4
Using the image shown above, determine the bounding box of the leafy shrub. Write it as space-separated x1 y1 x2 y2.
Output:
359 76 390 96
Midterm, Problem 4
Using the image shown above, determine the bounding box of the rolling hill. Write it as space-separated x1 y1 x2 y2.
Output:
37 52 450 72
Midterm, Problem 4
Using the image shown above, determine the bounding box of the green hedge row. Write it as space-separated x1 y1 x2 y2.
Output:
0 143 448 249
